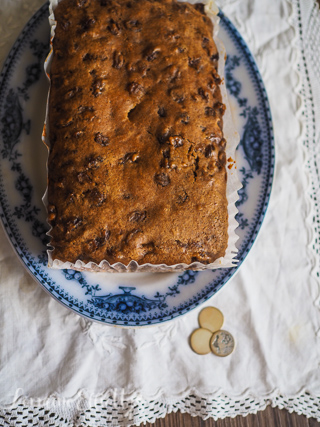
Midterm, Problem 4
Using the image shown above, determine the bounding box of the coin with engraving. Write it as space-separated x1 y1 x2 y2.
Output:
210 330 235 357
199 307 224 333
190 328 212 355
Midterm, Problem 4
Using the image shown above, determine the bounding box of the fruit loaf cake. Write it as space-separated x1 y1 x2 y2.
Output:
47 0 228 267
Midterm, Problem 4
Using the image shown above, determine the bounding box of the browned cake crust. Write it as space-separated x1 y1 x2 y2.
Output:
48 0 228 266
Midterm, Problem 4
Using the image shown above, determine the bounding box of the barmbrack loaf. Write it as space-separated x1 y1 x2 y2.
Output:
46 0 230 268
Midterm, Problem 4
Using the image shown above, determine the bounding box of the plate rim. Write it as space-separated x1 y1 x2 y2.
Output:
0 3 275 327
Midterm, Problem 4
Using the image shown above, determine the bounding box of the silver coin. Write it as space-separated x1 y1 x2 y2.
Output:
210 330 235 357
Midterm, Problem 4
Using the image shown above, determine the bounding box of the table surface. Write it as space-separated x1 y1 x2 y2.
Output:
148 406 320 426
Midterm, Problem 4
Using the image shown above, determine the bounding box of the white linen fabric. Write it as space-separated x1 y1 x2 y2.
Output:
0 0 320 425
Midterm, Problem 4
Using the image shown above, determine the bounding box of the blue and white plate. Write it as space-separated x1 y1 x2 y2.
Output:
0 4 274 327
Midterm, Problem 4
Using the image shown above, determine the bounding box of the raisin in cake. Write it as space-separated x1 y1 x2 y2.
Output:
47 0 228 266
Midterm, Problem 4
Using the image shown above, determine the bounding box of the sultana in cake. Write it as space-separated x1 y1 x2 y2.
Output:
47 0 229 267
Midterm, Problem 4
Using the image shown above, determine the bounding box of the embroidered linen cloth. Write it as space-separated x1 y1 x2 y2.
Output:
0 0 320 425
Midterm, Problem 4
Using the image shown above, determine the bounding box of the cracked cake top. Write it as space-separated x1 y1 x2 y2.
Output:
47 0 228 266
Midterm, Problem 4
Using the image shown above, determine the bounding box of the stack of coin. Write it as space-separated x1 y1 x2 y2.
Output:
190 307 235 357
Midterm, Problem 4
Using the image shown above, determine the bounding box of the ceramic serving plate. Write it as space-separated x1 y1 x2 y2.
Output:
0 3 274 326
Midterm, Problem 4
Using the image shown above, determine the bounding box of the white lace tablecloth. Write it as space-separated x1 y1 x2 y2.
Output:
1 0 320 425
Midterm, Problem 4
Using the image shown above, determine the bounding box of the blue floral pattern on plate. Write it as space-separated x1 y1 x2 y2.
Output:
0 5 274 326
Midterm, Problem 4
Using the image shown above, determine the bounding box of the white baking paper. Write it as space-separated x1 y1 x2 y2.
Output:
42 0 242 272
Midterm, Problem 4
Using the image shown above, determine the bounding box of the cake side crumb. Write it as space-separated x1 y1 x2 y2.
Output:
48 0 228 266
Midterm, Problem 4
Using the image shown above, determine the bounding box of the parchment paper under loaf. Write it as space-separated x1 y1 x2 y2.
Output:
42 0 242 273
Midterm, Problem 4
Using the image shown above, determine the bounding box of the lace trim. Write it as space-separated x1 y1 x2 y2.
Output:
294 0 320 294
303 2 320 282
0 391 319 426
305 2 320 96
